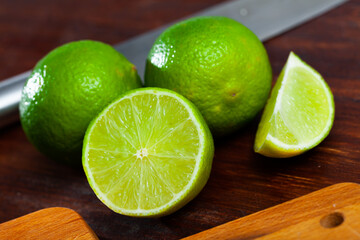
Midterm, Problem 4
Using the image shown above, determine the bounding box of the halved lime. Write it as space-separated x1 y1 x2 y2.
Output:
83 88 214 217
254 52 335 158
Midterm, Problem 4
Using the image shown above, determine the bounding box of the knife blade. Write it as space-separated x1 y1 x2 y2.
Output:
0 0 347 128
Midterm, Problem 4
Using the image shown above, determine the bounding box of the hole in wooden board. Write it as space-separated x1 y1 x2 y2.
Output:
320 212 344 228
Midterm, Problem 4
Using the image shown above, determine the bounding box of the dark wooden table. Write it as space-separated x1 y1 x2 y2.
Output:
0 0 359 239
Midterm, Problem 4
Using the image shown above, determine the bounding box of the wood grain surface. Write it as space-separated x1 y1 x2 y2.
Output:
0 207 98 239
0 0 359 239
183 183 360 240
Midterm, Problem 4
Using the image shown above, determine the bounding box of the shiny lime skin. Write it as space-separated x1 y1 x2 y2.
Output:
145 16 272 135
20 40 142 165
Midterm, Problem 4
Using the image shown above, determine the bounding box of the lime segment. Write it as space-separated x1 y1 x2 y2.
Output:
254 52 335 158
83 88 214 217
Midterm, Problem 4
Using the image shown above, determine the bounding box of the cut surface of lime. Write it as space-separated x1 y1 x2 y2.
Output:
83 88 214 217
254 52 335 158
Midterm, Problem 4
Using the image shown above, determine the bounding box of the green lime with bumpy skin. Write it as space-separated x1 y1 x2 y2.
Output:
20 40 142 165
145 16 272 135
83 88 214 217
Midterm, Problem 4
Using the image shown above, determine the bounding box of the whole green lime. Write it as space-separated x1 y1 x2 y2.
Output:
145 16 272 135
20 40 142 165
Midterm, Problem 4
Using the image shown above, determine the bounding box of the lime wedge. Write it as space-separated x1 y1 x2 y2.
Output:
83 88 214 217
254 52 335 158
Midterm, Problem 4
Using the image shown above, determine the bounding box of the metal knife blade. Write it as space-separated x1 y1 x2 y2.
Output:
0 0 347 128
116 0 347 78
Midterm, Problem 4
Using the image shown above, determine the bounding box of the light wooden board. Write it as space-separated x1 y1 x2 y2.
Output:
2 183 360 239
183 182 360 240
0 207 98 239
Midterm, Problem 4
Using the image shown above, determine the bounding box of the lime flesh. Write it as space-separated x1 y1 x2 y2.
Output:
83 88 214 217
254 52 335 158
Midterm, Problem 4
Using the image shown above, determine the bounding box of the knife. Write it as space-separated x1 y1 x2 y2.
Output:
0 0 347 128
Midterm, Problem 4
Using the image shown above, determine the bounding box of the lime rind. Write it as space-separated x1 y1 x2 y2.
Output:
144 16 272 136
255 52 335 158
20 40 142 165
83 88 214 217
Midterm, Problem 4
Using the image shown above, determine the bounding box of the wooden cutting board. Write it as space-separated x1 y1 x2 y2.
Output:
1 182 360 239
0 207 98 239
184 182 360 239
